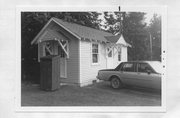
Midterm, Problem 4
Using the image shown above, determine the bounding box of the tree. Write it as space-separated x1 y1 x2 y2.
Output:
148 14 161 61
103 12 118 34
103 12 150 61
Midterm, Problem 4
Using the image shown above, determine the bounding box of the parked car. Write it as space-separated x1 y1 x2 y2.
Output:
96 61 162 90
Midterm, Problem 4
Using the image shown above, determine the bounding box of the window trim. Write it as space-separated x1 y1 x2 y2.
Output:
91 42 100 65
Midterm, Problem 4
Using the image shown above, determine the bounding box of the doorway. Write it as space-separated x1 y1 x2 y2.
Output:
58 45 67 78
107 48 114 69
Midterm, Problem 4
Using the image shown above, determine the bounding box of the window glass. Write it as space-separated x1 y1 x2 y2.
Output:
118 47 121 61
122 63 135 72
107 48 112 57
92 43 99 63
108 50 112 57
115 63 124 71
138 63 152 73
92 54 98 63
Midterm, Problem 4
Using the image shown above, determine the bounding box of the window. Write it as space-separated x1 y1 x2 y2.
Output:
108 50 112 57
92 43 99 63
138 63 153 73
115 63 124 71
118 47 121 61
122 63 135 72
107 48 112 57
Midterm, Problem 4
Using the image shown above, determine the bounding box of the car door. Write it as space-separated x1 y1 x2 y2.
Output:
119 62 139 85
136 62 160 89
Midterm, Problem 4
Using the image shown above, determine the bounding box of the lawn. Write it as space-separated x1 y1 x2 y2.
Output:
21 81 161 106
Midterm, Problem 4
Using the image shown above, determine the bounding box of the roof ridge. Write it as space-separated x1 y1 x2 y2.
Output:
52 17 113 36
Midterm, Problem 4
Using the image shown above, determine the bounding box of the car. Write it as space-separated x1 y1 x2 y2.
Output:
96 61 162 90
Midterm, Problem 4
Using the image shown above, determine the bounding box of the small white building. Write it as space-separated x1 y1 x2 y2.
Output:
31 17 131 87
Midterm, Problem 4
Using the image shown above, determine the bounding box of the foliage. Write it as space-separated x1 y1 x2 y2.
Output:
103 12 150 61
148 14 161 61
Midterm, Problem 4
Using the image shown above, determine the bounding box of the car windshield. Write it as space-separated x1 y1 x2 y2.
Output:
148 61 162 74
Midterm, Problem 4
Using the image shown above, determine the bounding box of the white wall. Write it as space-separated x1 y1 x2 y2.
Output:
79 40 107 86
79 41 128 86
113 48 119 68
121 46 128 62
113 46 128 68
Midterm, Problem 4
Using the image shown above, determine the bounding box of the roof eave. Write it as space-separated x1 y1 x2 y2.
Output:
31 18 54 45
31 18 81 45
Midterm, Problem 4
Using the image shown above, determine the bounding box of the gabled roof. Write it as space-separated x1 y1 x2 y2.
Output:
105 34 131 47
52 17 113 42
31 17 129 46
105 35 120 43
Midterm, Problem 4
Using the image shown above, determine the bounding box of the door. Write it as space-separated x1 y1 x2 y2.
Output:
136 63 161 89
107 49 114 69
58 46 67 78
119 62 138 85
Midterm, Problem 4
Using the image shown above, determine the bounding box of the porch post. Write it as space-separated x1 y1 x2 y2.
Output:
56 38 69 58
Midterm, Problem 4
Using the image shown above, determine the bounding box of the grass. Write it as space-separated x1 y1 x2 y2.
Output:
21 81 161 106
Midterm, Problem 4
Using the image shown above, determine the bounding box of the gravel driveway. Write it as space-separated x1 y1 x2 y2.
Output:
21 81 161 106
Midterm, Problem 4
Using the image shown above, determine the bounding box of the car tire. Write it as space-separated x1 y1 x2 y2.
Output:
111 77 122 89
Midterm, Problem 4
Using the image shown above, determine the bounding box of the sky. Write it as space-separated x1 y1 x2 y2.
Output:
145 12 156 25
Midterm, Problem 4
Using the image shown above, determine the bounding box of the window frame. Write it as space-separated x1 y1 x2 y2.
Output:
91 42 99 65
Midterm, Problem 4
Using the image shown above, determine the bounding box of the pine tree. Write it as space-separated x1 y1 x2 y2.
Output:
148 14 161 61
103 12 149 61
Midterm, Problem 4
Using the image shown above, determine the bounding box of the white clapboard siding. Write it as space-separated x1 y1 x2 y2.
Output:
121 46 127 62
113 46 128 68
79 40 107 86
113 48 120 68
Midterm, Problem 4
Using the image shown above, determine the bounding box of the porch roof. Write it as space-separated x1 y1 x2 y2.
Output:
38 29 68 42
105 35 131 47
105 35 120 43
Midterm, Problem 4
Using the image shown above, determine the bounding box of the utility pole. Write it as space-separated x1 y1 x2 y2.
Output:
118 6 124 35
149 33 153 60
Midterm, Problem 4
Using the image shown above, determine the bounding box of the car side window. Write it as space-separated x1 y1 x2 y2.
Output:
122 63 135 72
138 63 153 73
115 63 123 71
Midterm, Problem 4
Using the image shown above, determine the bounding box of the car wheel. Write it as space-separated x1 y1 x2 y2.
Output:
111 77 122 89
